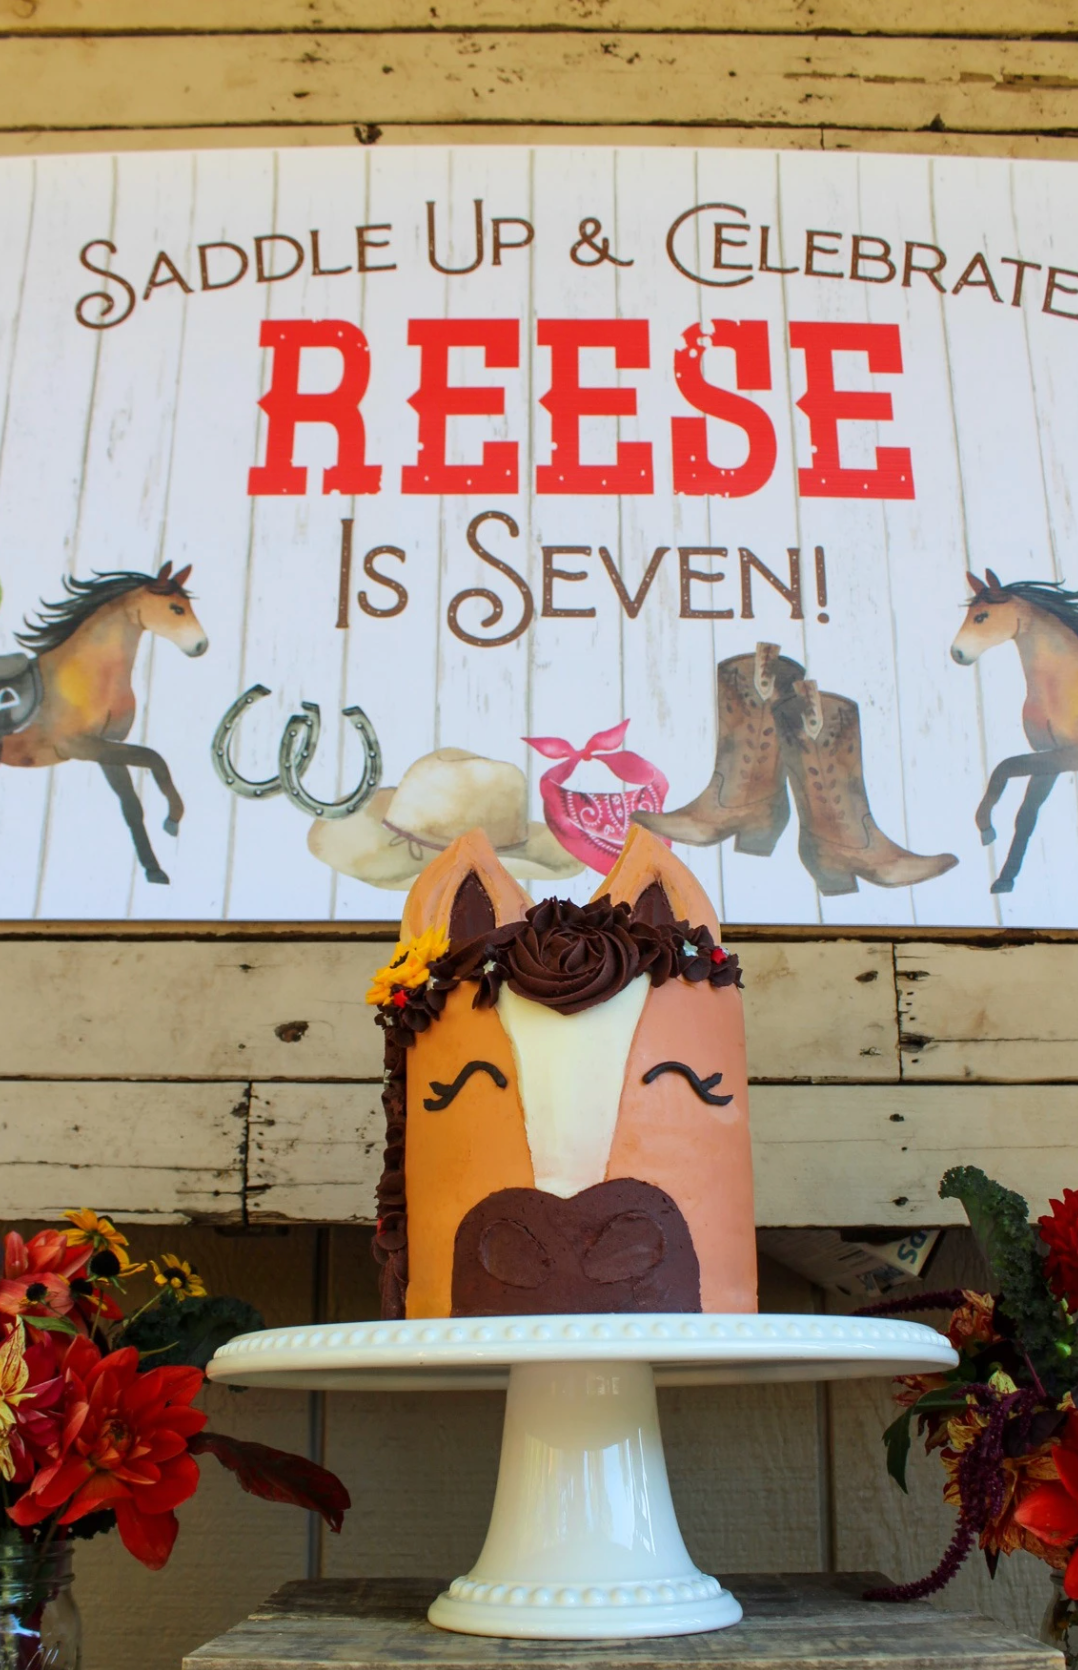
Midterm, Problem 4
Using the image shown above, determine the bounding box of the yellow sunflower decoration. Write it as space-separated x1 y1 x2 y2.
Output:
366 924 450 1008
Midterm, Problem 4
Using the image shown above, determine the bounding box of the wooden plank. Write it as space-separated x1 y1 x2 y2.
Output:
5 1075 1067 1231
3 1 1076 35
0 940 388 1078
185 1573 1059 1669
242 1080 1078 1227
247 1081 384 1222
0 938 897 1081
7 127 1078 160
0 1080 245 1221
752 1083 1077 1226
898 942 1078 1080
5 34 1078 132
740 940 897 1080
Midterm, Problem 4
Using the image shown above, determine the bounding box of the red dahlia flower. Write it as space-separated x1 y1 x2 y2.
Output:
4 1231 91 1285
1014 1412 1078 1598
0 1230 94 1326
9 1343 206 1569
1039 1188 1078 1312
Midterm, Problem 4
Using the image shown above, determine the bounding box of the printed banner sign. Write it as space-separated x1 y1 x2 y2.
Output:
0 144 1076 924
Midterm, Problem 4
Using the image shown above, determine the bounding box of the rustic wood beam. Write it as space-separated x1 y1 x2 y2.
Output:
2 33 1078 132
0 939 897 1083
2 2 1077 38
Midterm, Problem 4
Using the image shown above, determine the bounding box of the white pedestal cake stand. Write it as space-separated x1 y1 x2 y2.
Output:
207 1312 956 1642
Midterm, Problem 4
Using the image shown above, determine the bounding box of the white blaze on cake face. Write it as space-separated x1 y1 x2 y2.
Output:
496 977 651 1198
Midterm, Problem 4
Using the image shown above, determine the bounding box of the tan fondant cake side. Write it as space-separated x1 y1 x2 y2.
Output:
369 825 757 1319
404 991 534 1321
610 977 755 1313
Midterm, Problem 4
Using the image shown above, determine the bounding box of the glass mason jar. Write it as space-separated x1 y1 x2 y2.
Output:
0 1534 81 1670
1041 1571 1078 1670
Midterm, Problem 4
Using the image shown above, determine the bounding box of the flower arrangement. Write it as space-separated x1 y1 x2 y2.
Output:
0 1209 349 1572
864 1166 1078 1605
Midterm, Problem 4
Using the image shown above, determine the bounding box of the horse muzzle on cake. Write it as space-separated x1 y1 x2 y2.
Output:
450 1180 702 1317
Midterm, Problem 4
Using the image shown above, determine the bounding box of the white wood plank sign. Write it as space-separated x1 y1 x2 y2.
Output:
1 145 1077 926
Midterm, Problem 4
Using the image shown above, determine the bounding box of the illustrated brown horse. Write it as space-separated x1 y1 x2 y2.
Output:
1 563 208 885
951 568 1078 893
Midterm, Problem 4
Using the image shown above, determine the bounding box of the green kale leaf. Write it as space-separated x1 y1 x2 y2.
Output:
939 1165 1070 1392
120 1292 264 1371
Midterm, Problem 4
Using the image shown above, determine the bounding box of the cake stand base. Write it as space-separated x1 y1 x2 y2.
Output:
207 1312 957 1642
427 1358 740 1639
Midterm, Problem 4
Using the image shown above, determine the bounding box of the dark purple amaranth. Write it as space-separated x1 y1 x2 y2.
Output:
855 1291 967 1318
865 1383 1043 1602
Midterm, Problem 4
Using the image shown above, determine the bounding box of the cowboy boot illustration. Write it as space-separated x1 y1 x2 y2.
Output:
633 643 804 852
775 680 958 894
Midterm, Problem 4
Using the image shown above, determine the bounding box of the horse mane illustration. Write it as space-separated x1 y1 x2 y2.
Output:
16 565 192 654
967 568 1078 639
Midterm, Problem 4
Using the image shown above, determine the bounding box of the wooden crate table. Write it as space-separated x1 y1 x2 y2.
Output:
183 1575 1060 1670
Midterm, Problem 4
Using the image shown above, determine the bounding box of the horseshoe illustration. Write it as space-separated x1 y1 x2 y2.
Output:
278 701 382 819
211 683 321 800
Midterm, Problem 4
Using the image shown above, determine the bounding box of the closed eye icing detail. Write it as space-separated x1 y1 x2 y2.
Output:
642 1061 734 1107
423 1060 509 1111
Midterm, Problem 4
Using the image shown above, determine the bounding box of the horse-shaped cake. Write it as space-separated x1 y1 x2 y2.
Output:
367 825 756 1321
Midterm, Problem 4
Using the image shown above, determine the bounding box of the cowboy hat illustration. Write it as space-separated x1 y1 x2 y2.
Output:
307 747 584 888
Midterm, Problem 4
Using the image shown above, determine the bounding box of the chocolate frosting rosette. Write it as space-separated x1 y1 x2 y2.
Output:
492 897 641 1014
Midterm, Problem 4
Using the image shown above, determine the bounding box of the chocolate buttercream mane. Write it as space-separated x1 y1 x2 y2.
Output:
371 1027 409 1316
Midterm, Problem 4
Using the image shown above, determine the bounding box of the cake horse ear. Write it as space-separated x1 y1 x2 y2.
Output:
400 829 534 943
597 825 721 938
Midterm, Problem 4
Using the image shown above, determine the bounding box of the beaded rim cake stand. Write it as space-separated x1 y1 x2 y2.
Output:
207 1312 957 1643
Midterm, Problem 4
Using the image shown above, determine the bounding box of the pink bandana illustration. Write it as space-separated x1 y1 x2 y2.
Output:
524 720 670 874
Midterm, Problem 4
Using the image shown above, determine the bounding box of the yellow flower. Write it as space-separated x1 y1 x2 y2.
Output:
151 1257 207 1302
0 1323 32 1482
366 924 450 1007
63 1208 145 1275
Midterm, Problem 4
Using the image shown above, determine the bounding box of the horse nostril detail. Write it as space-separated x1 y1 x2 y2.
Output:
951 647 966 664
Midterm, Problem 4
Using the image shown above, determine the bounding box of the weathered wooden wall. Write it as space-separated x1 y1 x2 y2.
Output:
4 935 1076 1228
2 3 1076 1667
